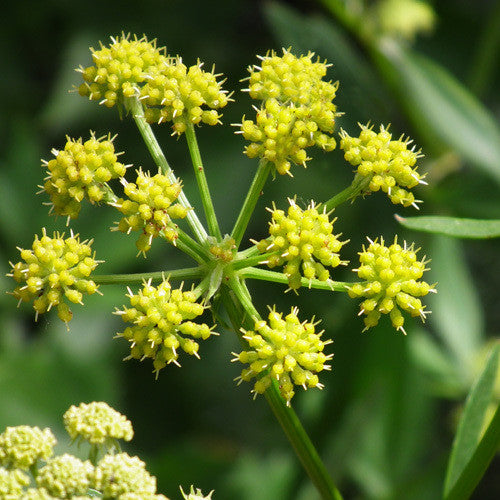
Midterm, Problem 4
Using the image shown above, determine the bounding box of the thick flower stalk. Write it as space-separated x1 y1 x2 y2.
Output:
41 133 127 220
340 123 426 208
8 230 101 324
237 48 338 176
0 426 56 470
348 236 435 333
77 34 167 108
255 198 347 290
232 307 332 405
63 401 134 446
112 168 189 256
115 279 216 376
141 56 230 135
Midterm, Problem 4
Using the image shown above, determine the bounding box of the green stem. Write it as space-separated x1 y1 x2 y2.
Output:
185 122 222 240
224 277 343 500
231 159 272 248
232 251 277 271
126 96 208 242
238 266 351 292
175 226 211 264
92 266 204 286
323 175 370 212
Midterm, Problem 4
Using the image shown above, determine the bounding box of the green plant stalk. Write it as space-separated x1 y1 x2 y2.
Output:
231 159 272 247
443 400 500 500
175 226 211 263
239 266 351 292
92 266 204 285
185 122 222 240
225 276 343 500
126 96 208 242
232 250 277 270
323 174 371 212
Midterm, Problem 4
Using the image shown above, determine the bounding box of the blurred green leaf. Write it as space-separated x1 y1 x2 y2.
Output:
444 342 500 499
428 236 484 379
373 39 500 184
396 215 500 239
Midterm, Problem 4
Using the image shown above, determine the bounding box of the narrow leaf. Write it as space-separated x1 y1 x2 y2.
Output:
396 215 500 239
444 343 500 499
373 39 500 184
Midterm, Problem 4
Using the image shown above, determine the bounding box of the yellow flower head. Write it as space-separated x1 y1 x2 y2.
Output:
8 229 101 324
348 236 435 333
232 307 332 405
255 198 348 290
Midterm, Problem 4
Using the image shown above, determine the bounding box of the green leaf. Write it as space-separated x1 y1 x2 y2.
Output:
444 342 500 499
373 39 500 184
396 215 500 239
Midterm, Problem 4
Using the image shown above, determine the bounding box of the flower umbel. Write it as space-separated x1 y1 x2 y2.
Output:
0 426 56 470
63 401 134 446
232 307 332 405
112 168 189 256
340 123 426 208
8 229 101 324
115 279 216 377
0 468 30 497
348 236 435 333
41 132 127 220
255 198 348 290
180 485 214 500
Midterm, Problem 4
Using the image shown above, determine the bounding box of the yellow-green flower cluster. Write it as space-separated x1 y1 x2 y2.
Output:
77 34 167 108
348 236 434 333
115 279 216 377
141 57 230 135
255 199 347 290
0 426 55 470
8 230 100 324
36 454 93 498
181 485 214 500
0 468 30 497
42 133 127 220
63 402 133 446
340 124 426 208
232 307 332 405
238 48 338 175
113 169 189 256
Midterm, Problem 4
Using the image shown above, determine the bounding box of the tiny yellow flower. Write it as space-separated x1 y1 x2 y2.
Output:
180 485 214 500
340 123 426 208
348 236 435 333
63 401 133 446
255 198 348 290
8 229 101 325
232 307 332 405
115 279 216 377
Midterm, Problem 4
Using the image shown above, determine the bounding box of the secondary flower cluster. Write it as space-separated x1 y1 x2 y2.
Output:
237 48 338 175
255 198 347 290
8 229 100 324
77 34 229 135
112 169 189 256
233 307 332 405
115 279 215 376
340 123 425 208
42 133 127 220
348 236 434 333
0 402 174 499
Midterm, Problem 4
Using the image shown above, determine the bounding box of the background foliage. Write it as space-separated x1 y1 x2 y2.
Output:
1 1 499 498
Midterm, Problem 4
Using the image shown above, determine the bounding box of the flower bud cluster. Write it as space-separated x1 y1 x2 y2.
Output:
42 133 127 220
141 57 230 135
78 34 167 108
255 199 347 290
0 403 175 498
238 48 338 175
115 279 216 377
348 237 434 333
63 401 134 446
113 169 189 256
181 485 214 500
340 124 425 208
232 307 332 405
9 229 100 324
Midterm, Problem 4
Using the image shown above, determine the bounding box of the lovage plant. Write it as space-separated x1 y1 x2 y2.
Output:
6 34 435 499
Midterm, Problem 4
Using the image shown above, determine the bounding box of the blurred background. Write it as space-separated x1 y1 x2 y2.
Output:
1 0 500 498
